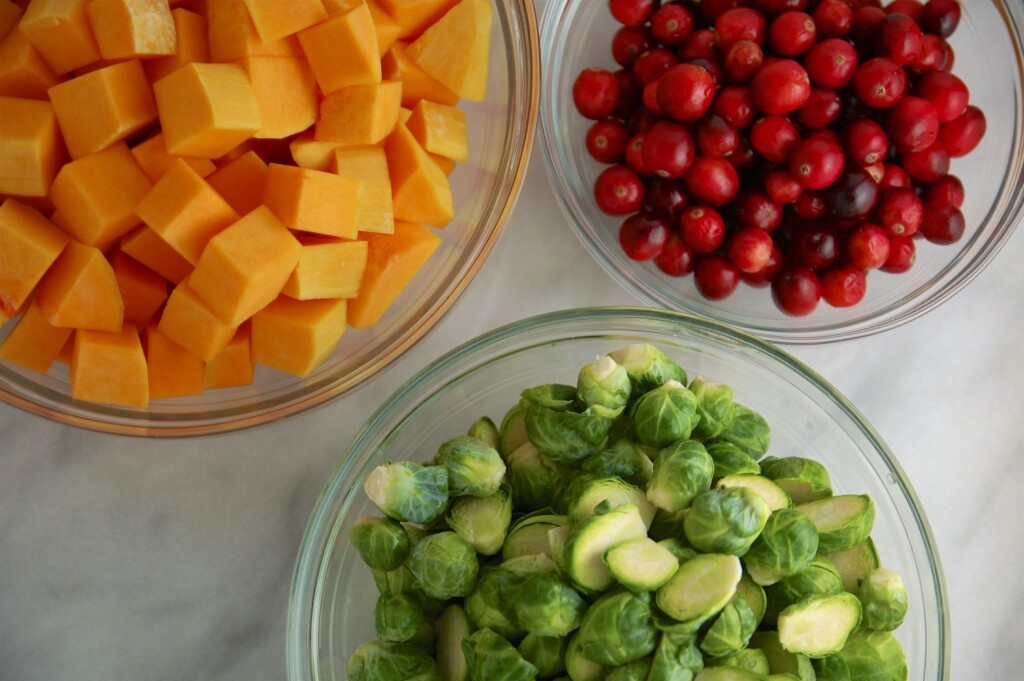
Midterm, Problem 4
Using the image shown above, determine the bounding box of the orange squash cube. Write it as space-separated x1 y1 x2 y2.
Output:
0 96 65 198
35 240 124 332
262 163 363 238
315 81 403 146
242 0 327 43
406 99 468 161
321 0 363 13
204 322 253 389
334 147 394 234
381 41 459 108
18 0 102 75
86 0 177 60
134 158 240 264
377 0 459 39
55 332 75 365
0 299 73 373
407 0 491 101
120 225 193 284
143 322 205 399
206 0 303 62
282 237 368 300
144 8 208 84
430 152 456 175
366 0 401 56
110 249 168 326
157 276 236 361
153 62 262 159
239 56 318 139
130 132 216 182
71 323 149 406
0 0 22 43
205 150 267 216
297 3 380 95
252 295 347 377
0 30 62 100
289 130 346 172
384 120 454 227
47 59 158 159
0 199 70 317
48 142 152 249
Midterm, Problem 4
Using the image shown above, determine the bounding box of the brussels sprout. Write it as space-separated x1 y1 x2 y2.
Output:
502 513 568 561
445 484 513 556
608 343 688 392
827 539 880 593
646 440 715 513
742 509 819 586
656 553 742 630
574 590 659 666
467 416 500 451
518 633 568 679
435 604 470 681
766 676 801 681
716 475 792 512
364 462 449 524
764 557 845 626
647 508 689 542
435 436 506 498
813 630 907 681
350 516 412 571
604 537 679 591
506 442 569 511
708 648 771 675
658 538 699 564
523 400 613 464
499 405 529 459
714 404 771 457
376 593 425 642
461 628 539 681
567 476 657 528
777 592 863 658
647 634 704 681
565 631 607 681
795 495 875 554
857 568 909 631
694 666 767 680
548 525 570 573
581 439 654 488
684 487 771 556
734 574 767 626
689 376 736 440
705 442 761 479
408 620 436 654
578 355 632 418
605 659 652 681
521 383 579 410
749 631 815 681
563 503 649 593
464 568 524 640
347 640 441 681
700 593 757 658
631 380 700 448
515 571 586 637
758 457 833 504
408 531 479 601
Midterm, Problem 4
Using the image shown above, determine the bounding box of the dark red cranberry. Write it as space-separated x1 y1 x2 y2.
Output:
772 266 822 315
807 127 842 145
728 226 775 272
804 38 859 89
919 203 966 244
586 119 630 164
716 8 768 50
924 175 964 208
633 48 679 88
734 190 783 231
750 0 810 16
796 88 842 129
851 7 888 47
594 164 645 215
795 190 827 218
877 165 910 192
911 34 946 72
655 231 697 275
680 205 727 253
789 137 846 190
814 0 854 39
939 105 987 157
884 96 940 153
728 138 759 170
612 26 654 67
658 64 716 121
724 40 765 83
609 0 658 27
625 133 651 175
628 106 660 135
687 57 724 87
877 188 924 236
612 69 641 119
714 86 757 128
901 141 950 183
750 115 800 163
741 243 785 287
875 13 923 66
821 265 868 307
769 12 817 57
642 121 696 179
886 0 925 21
917 71 969 123
854 57 907 108
920 0 960 38
681 29 720 61
844 118 888 166
650 3 695 47
938 38 955 71
847 223 891 269
695 255 742 300
573 68 620 119
792 227 840 269
881 234 917 273
642 81 665 116
764 170 805 204
684 156 741 206
696 115 741 157
751 59 812 114
645 178 690 222
700 0 744 22
619 211 671 260
827 166 879 220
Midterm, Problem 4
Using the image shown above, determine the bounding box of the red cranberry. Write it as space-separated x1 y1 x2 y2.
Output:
695 255 742 300
827 166 879 220
751 0 810 16
645 178 690 222
625 133 652 174
821 265 868 307
642 81 665 116
919 203 966 244
724 41 765 83
851 7 888 47
877 188 924 236
651 3 695 47
886 0 925 22
619 211 671 260
911 34 946 72
804 38 860 89
612 26 654 67
789 137 846 190
814 0 854 39
875 13 923 66
939 105 987 157
642 121 697 179
917 71 969 123
680 205 727 253
681 29 721 61
628 107 660 136
716 8 768 50
658 64 717 121
847 223 891 269
700 0 744 23
764 170 805 204
633 48 680 88
573 68 620 119
734 190 783 231
881 234 917 273
920 0 961 38
772 266 822 315
728 138 759 170
924 175 964 208
684 156 741 205
714 86 757 128
750 115 800 163
901 141 950 183
594 164 645 215
879 164 912 191
884 96 940 153
854 57 907 108
654 231 697 276
728 226 775 272
688 57 724 87
796 88 843 129
844 118 889 166
741 243 785 287
613 69 641 119
795 190 827 218
696 115 741 157
769 12 817 57
807 127 842 145
609 0 658 27
751 59 812 114
792 227 840 269
938 38 955 71
586 119 630 164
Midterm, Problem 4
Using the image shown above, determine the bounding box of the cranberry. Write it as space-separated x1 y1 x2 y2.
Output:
877 188 924 236
821 265 867 307
795 190 827 218
750 115 800 163
854 58 907 108
650 3 695 47
807 127 842 145
939 105 987 157
695 255 742 300
827 166 879 220
901 141 950 183
642 81 664 116
633 48 679 89
751 0 810 16
658 64 717 121
884 96 940 153
843 118 888 166
625 133 651 174
879 164 912 191
769 12 817 57
612 26 654 67
696 115 741 157
684 156 741 206
875 13 923 66
654 231 696 276
911 34 946 72
804 38 859 89
789 137 846 190
751 59 812 114
772 266 822 315
938 38 955 71
796 88 842 129
730 138 759 170
586 119 630 164
681 29 720 61
924 174 964 208
716 8 768 50
612 69 642 119
764 170 805 204
919 203 966 244
741 243 785 287
728 226 775 272
714 86 757 128
847 223 891 269
920 0 961 38
734 190 783 231
688 57 724 87
573 68 620 119
863 161 886 184
851 7 888 48
917 71 969 123
642 121 696 179
645 178 690 222
609 0 658 27
881 234 916 273
619 211 671 260
594 164 645 215
680 205 727 253
700 0 744 22
792 227 840 269
814 0 854 39
724 41 765 83
628 107 660 135
886 0 925 22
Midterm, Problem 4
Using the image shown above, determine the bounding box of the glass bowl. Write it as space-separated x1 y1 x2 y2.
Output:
287 307 948 681
0 0 540 436
539 0 1024 344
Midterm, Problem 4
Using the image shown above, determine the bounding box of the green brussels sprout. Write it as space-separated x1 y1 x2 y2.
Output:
506 442 569 512
581 439 654 488
647 508 689 542
749 631 815 681
608 343 688 392
435 435 506 498
647 439 715 513
498 405 529 459
658 538 699 564
604 537 679 592
631 380 700 448
742 509 819 586
407 531 479 601
827 539 880 593
647 634 704 681
574 590 659 666
502 512 568 561
465 555 555 640
734 574 767 626
461 628 539 681
563 503 649 593
363 462 449 524
522 399 613 464
716 475 792 512
375 593 425 643
565 630 607 681
578 354 632 418
567 476 656 528
857 568 909 631
795 495 875 554
777 592 863 658
700 593 757 658
518 633 568 679
812 630 907 681
758 457 832 504
521 383 579 410
706 648 770 675
656 553 742 630
467 415 500 451
349 516 412 571
435 604 470 681
548 525 570 573
606 659 652 681
764 557 844 626
714 404 771 457
445 484 513 556
689 376 736 441
515 571 586 637
705 442 761 479
684 487 771 556
347 640 441 681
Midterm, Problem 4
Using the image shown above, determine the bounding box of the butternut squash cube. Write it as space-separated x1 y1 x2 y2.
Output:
239 56 317 139
381 41 459 108
207 0 303 62
407 0 491 101
204 322 253 389
377 0 459 39
321 0 364 14
315 81 403 146
86 0 177 60
0 299 72 373
384 120 453 227
430 152 456 175
130 132 216 182
143 8 208 84
214 138 265 167
252 295 347 377
110 249 168 326
0 30 62 100
47 59 158 159
334 147 394 234
289 130 345 172
406 100 468 161
35 240 124 331
157 276 236 361
242 0 327 43
366 0 401 56
282 237 368 300
0 0 22 43
55 332 75 365
262 163 363 238
143 322 205 399
205 150 267 216
134 158 240 264
71 323 149 406
152 62 262 159
297 3 380 95
48 142 152 249
120 225 193 284
0 96 65 197
348 221 440 328
0 199 69 317
19 0 102 75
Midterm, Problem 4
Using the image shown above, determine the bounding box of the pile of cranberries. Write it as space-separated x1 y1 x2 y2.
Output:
572 0 985 316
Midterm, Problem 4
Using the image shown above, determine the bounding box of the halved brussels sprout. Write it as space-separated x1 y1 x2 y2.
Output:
347 640 441 681
763 557 845 626
349 516 411 571
573 590 659 666
708 647 770 675
578 355 632 418
795 495 875 554
647 440 715 513
581 439 654 488
565 630 607 681
548 525 571 573
716 474 792 512
742 509 819 586
376 593 425 643
656 553 742 630
631 380 700 448
435 604 469 681
605 659 652 681
498 405 529 459
694 665 767 680
407 531 479 601
734 574 767 626
812 630 907 681
604 537 680 591
445 484 512 556
515 571 586 637
777 592 863 658
689 376 736 441
563 503 649 593
608 343 688 392
502 512 568 561
435 435 506 498
518 633 568 679
684 487 771 556
461 628 539 681
647 634 704 681
658 538 699 565
506 442 569 512
714 404 771 457
700 593 757 658
857 568 909 631
749 631 815 681
827 539 881 593
758 457 833 504
705 442 761 479
567 476 657 528
363 462 449 524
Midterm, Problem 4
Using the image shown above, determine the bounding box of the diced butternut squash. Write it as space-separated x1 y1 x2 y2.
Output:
282 237 368 300
47 59 158 159
289 130 346 171
130 132 216 182
86 0 177 60
377 0 459 39
0 199 69 317
144 8 208 83
204 321 253 389
315 81 402 146
157 275 236 361
120 225 193 284
206 0 303 62
152 62 262 159
189 205 302 326
48 142 152 249
297 3 380 95
430 152 456 175
71 323 149 406
35 240 124 331
143 321 205 398
348 221 440 328
262 163 362 238
321 0 363 14
366 1 401 56
406 99 468 161
19 0 102 75
0 96 65 197
205 150 267 215
0 30 62 100
214 138 265 167
110 249 168 326
0 0 22 43
334 147 394 234
55 332 75 364
407 0 491 101
134 158 240 264
239 56 317 139
0 299 73 372
381 41 459 108
385 120 453 227
251 295 347 377
242 0 327 43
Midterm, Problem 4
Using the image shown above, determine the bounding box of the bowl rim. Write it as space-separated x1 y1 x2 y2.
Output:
286 306 950 681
